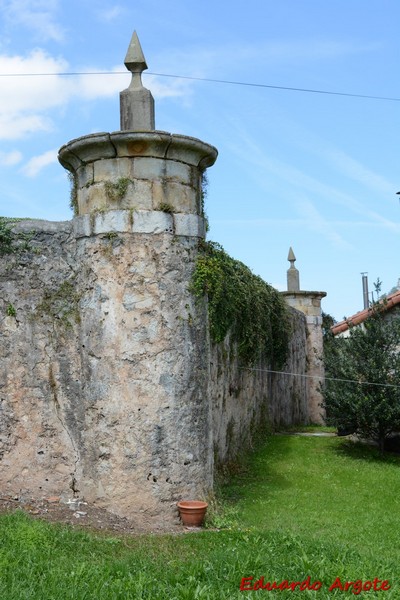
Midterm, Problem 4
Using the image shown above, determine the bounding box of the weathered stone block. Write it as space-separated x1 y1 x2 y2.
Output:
130 179 153 209
76 163 94 189
151 181 196 213
92 210 131 234
165 161 193 185
73 215 92 238
133 157 166 180
93 157 133 183
77 186 90 214
84 184 109 213
164 181 197 214
132 210 173 234
173 214 205 238
151 180 167 207
120 87 155 132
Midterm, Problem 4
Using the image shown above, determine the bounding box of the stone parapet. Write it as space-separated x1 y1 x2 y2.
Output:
58 131 218 217
281 290 326 316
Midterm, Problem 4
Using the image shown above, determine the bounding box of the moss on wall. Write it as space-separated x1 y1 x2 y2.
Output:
36 280 81 329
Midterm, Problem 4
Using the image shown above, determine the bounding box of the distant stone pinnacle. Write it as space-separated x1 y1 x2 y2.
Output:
287 247 300 292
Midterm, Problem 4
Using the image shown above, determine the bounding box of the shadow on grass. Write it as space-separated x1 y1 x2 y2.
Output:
216 433 297 504
331 438 400 466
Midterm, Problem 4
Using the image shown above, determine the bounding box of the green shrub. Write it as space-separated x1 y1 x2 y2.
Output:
322 301 400 452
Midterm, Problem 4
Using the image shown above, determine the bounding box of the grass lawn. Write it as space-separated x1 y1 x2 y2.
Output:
1 434 399 599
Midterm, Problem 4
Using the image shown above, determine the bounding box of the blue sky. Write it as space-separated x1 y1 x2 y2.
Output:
0 0 399 321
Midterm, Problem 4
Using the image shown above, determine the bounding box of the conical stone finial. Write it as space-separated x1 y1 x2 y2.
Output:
124 30 148 73
288 246 296 266
120 31 155 131
287 247 300 292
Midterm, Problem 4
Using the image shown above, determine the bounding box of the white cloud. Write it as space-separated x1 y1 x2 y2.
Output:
0 49 70 110
145 73 194 101
74 67 126 100
1 0 64 42
0 47 194 140
22 148 57 176
0 112 53 139
97 6 124 22
0 149 22 165
0 49 71 138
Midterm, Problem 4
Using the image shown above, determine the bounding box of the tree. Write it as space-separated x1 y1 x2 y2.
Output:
321 302 400 453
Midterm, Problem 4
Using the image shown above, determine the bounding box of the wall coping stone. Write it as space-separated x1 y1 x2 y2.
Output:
281 291 327 300
10 219 72 234
59 131 218 173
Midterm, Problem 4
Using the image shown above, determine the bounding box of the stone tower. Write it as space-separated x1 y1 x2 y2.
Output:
0 33 321 524
58 32 218 522
281 248 326 424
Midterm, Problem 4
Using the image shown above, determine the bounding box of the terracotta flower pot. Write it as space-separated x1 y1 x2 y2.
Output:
177 500 208 527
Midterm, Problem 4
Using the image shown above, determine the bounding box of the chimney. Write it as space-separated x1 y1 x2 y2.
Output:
361 273 369 310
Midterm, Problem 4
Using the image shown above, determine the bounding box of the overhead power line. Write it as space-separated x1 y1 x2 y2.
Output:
0 69 399 102
225 364 400 390
149 72 400 103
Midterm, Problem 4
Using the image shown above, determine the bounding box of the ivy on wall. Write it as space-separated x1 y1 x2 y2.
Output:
0 217 35 256
191 241 290 367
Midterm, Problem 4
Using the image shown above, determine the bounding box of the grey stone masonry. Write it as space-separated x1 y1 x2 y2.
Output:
120 31 155 131
59 131 217 219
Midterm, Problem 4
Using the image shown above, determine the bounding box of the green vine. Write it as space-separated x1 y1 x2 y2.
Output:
191 241 290 367
200 172 209 232
68 172 78 216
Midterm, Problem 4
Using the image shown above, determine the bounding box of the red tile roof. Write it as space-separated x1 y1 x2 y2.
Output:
331 289 400 336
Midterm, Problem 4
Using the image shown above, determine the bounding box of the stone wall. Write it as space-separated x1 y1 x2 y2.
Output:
282 291 326 424
211 307 308 465
0 215 310 522
0 216 212 522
